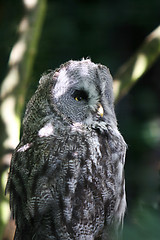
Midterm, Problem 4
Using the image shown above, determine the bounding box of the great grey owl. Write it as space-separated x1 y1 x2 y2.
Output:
6 59 126 240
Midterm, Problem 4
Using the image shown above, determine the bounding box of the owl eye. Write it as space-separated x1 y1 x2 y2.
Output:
72 90 88 102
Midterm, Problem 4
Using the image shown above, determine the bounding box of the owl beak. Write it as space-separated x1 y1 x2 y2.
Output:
97 103 104 117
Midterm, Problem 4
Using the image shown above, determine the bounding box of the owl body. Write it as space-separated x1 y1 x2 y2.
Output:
6 59 126 240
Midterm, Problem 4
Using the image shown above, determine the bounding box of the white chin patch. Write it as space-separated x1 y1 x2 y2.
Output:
38 122 54 137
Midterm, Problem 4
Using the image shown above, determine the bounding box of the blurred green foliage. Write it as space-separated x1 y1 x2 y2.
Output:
0 0 160 239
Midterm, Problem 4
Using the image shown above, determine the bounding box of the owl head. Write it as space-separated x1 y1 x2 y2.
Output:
23 59 117 137
50 59 116 125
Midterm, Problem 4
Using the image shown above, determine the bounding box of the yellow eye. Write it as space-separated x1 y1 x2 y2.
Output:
72 90 88 102
74 96 81 101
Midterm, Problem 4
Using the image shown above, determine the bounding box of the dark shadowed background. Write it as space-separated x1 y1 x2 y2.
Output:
0 0 160 239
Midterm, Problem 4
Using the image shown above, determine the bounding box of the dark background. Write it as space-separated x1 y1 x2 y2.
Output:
0 0 160 239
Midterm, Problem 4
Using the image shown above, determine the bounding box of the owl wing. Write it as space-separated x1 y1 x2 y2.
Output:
102 124 127 240
6 138 61 239
6 132 89 240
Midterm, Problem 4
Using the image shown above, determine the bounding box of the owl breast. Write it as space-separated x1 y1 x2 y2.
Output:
20 121 125 240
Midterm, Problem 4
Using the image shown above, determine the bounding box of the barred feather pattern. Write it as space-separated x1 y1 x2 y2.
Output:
6 59 126 240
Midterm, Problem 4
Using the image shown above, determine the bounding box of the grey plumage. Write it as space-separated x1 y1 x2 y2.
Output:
6 59 126 240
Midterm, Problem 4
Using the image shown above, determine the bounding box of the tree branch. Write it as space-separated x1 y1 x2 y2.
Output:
113 25 160 102
0 0 47 238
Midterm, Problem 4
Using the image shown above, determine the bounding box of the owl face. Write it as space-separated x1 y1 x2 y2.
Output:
52 59 115 125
